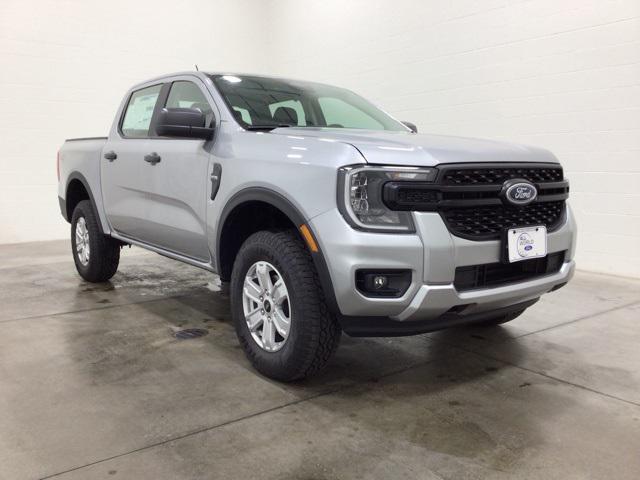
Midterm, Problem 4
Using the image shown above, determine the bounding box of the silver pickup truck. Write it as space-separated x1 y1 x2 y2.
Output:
58 72 576 381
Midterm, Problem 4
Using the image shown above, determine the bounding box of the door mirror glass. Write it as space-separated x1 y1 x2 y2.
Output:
156 108 214 139
401 121 418 133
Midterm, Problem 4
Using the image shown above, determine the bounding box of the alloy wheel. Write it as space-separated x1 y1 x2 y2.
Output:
75 217 90 266
242 261 291 352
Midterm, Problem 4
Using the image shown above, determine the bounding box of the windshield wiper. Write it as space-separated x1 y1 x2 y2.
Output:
244 124 292 131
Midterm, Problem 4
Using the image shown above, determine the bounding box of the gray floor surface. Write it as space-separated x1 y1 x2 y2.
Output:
1 240 639 479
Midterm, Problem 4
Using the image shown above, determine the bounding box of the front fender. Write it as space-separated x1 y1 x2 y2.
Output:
215 187 340 315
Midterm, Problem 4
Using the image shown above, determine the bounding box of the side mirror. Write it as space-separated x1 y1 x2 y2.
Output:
156 108 214 139
402 121 418 133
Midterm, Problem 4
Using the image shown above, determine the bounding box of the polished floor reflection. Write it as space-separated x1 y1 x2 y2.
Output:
1 240 639 479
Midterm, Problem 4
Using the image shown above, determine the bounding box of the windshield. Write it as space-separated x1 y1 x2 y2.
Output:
210 74 407 131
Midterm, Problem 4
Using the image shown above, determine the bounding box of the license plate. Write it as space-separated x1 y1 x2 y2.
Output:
506 226 547 263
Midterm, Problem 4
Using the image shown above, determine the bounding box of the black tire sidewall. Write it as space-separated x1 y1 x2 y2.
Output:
230 231 327 380
70 200 118 282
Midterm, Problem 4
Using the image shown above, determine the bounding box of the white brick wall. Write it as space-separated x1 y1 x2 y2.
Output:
1 0 639 278
0 0 269 244
266 0 640 278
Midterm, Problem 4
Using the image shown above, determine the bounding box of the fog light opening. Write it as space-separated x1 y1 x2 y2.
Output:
356 269 411 298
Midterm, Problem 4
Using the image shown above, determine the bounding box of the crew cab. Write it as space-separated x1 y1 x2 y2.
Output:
58 72 576 381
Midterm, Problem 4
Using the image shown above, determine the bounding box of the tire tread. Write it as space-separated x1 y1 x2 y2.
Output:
231 229 340 381
71 200 120 283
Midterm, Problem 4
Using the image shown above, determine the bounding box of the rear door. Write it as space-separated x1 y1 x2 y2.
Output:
134 79 215 261
101 84 163 241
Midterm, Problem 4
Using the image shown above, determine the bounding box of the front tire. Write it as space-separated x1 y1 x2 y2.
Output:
230 230 341 382
71 200 120 282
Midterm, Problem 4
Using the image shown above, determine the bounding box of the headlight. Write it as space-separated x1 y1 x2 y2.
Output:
338 165 437 232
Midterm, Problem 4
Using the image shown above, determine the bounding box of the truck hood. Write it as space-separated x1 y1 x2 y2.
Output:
272 128 559 166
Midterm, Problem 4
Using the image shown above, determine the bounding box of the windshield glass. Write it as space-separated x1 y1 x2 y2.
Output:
210 74 407 131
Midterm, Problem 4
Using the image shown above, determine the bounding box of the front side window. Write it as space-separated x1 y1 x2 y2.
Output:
166 81 214 127
121 85 161 137
210 74 406 131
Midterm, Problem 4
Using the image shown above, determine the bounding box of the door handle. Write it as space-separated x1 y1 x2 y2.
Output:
104 151 117 161
210 163 222 200
144 152 161 165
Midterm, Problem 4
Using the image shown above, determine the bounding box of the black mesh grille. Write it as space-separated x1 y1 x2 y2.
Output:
397 189 439 204
441 166 563 185
382 164 569 240
442 201 565 239
455 251 566 291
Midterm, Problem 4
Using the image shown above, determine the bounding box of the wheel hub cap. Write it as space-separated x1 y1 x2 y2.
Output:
242 261 291 352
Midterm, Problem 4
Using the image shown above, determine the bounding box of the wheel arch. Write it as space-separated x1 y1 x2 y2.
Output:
216 187 340 314
64 172 105 235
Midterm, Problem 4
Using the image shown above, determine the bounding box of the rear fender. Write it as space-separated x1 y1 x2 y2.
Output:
63 172 110 235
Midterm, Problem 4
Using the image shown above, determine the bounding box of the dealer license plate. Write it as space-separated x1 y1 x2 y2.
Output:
506 226 547 263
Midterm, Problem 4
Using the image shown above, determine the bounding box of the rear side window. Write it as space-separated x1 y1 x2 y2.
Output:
121 85 162 137
166 81 215 127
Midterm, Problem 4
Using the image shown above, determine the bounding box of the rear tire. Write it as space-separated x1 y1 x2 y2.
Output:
230 230 341 382
71 200 120 282
475 308 525 327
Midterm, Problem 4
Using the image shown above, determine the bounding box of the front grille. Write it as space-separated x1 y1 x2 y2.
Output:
442 201 565 239
382 163 569 240
397 189 439 205
442 166 563 185
454 251 566 291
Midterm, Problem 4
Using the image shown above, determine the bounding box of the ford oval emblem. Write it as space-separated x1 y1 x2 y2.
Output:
502 180 538 206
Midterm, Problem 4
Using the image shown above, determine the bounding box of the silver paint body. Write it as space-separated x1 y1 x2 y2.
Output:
58 72 576 323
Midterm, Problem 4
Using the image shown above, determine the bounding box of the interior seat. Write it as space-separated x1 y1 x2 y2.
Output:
271 106 298 125
190 102 214 126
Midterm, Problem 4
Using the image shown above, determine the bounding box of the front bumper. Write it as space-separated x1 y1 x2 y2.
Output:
309 204 577 330
392 259 574 321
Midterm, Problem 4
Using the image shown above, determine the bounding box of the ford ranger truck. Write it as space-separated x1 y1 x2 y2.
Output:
57 72 576 381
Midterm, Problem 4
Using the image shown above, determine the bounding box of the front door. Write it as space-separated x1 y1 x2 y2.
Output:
135 79 215 262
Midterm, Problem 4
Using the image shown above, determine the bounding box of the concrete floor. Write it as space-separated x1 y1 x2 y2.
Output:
1 240 639 480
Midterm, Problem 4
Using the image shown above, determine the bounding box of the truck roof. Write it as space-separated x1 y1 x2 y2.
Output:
129 71 334 91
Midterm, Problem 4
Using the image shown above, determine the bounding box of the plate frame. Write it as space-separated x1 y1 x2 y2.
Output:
501 225 548 264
